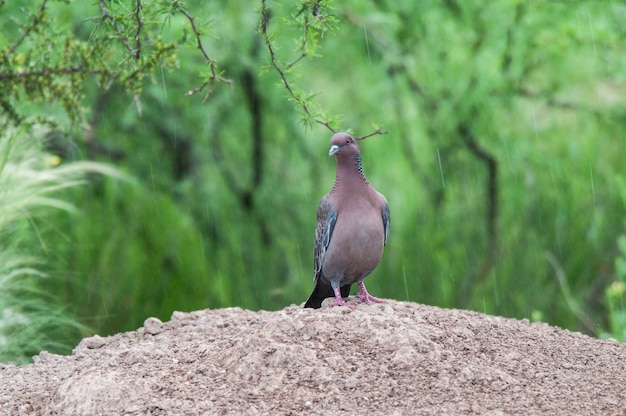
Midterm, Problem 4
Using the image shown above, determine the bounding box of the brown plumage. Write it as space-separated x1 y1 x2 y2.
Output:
304 132 390 308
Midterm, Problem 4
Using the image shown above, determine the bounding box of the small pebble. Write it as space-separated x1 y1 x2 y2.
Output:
83 335 106 349
144 317 163 335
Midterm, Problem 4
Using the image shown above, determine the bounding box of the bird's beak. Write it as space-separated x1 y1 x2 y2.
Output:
328 145 340 156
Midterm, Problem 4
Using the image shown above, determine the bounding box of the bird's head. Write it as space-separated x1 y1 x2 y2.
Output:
328 133 360 157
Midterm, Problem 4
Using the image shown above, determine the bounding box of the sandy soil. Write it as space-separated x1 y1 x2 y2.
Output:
1 299 625 415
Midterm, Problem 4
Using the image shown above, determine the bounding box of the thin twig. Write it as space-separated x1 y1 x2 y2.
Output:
119 43 176 84
355 127 388 140
259 0 387 139
0 66 110 81
8 0 49 55
260 0 337 133
99 0 135 57
178 6 232 101
133 0 143 60
285 12 309 69
286 53 306 70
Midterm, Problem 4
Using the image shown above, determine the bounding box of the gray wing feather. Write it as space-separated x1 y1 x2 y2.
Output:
377 192 390 245
313 196 337 284
382 202 390 245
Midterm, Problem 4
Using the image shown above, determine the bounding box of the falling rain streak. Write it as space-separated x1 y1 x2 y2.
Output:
402 265 410 301
160 65 168 100
437 147 446 189
589 164 596 204
588 13 597 56
363 25 372 64
532 103 539 140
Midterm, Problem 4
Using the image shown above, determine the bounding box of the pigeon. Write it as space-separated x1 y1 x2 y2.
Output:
304 132 390 308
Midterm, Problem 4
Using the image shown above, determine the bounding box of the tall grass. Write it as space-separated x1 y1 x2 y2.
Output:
0 125 121 364
599 178 626 341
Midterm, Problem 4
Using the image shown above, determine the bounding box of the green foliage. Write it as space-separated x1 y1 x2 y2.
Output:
603 278 626 342
44 180 219 333
0 126 118 363
599 177 626 341
0 0 229 126
1 0 626 361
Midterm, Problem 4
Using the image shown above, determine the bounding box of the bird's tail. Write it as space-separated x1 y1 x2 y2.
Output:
304 283 351 309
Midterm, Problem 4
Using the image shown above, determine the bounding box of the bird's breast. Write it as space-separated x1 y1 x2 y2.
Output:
321 209 385 283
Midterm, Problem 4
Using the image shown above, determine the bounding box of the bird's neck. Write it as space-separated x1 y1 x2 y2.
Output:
331 153 370 193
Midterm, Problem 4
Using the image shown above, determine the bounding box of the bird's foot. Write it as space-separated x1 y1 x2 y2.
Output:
330 287 355 308
355 292 384 305
355 282 384 305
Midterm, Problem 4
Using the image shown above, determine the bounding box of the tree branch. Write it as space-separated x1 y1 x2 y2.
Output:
178 6 232 101
259 0 387 140
457 123 499 307
7 0 48 55
133 0 143 60
259 0 336 133
0 66 110 81
98 0 135 57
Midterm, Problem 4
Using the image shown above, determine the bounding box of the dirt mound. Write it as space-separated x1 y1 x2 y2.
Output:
1 300 625 415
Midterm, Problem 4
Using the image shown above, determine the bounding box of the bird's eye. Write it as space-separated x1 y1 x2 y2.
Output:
346 139 350 144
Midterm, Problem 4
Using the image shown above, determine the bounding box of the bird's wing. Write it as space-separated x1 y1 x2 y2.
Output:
381 195 390 245
305 195 339 309
313 195 337 284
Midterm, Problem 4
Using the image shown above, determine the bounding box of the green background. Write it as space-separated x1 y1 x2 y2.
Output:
1 0 625 362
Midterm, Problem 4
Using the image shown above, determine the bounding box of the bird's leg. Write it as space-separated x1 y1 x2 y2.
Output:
330 286 355 308
355 281 384 305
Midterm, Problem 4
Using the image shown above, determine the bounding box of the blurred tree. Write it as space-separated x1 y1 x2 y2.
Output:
0 0 625 348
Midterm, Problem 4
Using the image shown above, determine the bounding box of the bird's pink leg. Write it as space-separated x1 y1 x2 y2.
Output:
330 286 355 308
355 281 384 305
